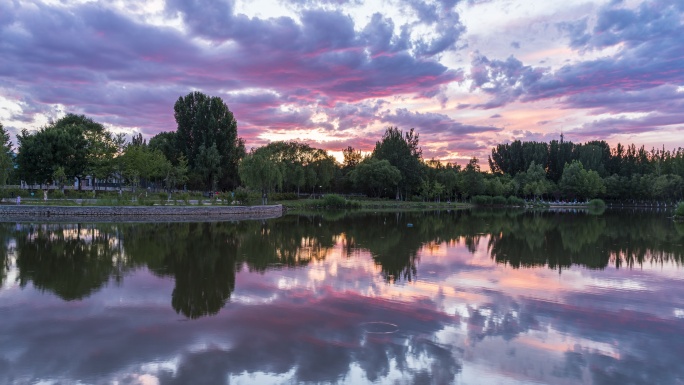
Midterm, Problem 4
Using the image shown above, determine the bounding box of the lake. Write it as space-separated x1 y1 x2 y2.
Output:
1 209 683 385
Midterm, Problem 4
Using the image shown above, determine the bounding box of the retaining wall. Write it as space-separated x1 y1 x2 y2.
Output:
0 204 284 222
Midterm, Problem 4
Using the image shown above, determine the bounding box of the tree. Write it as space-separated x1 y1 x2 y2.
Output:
173 92 245 190
149 131 179 166
459 157 485 199
119 144 171 192
239 150 283 203
342 146 362 170
349 158 402 197
16 114 115 189
516 161 553 200
559 161 605 200
165 154 189 192
247 141 339 195
372 127 424 199
0 123 13 186
195 144 222 192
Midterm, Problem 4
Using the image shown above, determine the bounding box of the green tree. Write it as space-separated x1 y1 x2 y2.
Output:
517 161 553 200
149 131 179 166
195 143 222 192
0 123 13 186
459 157 485 199
52 166 67 193
372 127 424 199
349 158 402 197
165 154 189 192
239 150 283 203
119 144 171 192
16 114 115 189
559 160 605 200
436 167 459 201
173 92 245 190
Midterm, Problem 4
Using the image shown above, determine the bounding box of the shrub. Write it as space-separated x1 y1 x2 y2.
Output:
178 192 191 205
472 195 493 205
322 194 346 207
675 202 684 218
506 196 526 207
588 198 606 210
491 196 508 206
50 190 66 199
232 187 253 205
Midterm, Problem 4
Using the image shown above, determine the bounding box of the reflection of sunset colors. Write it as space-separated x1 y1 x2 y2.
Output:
1 0 683 164
1 210 684 384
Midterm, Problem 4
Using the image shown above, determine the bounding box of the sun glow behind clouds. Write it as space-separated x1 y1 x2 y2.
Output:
1 0 683 164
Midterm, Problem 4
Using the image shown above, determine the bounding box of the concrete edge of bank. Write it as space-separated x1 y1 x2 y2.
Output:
0 204 284 222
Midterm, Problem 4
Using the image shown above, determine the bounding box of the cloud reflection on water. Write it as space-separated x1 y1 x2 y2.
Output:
0 209 683 384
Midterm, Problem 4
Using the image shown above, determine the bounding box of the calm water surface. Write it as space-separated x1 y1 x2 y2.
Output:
1 209 683 385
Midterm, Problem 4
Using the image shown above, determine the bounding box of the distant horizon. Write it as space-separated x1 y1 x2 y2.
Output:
1 0 683 166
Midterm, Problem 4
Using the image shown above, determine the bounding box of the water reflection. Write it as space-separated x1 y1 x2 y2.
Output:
2 210 684 313
1 209 684 384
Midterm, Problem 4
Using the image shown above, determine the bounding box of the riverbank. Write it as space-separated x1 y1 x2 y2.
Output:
0 204 284 222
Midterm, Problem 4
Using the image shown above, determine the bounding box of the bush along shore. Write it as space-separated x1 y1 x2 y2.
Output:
675 202 684 221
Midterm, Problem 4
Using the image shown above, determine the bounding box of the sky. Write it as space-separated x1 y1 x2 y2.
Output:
1 0 683 165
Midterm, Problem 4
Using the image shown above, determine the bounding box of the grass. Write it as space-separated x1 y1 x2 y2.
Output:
279 197 471 212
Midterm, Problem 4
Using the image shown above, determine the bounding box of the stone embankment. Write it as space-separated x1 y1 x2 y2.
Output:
0 204 284 222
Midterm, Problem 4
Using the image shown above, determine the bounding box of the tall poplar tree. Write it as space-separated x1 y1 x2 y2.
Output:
173 92 245 190
0 123 13 185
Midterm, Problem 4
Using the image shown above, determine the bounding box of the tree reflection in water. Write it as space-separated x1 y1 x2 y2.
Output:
1 208 682 317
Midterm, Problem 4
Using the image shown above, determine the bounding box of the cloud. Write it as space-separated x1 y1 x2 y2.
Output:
0 285 459 384
470 1 684 116
381 108 501 135
0 0 463 142
469 53 546 109
573 113 684 138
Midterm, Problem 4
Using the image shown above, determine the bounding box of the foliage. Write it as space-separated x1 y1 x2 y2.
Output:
0 123 13 186
459 157 485 199
119 143 170 190
559 161 605 200
349 158 402 198
372 127 424 199
472 195 492 205
50 189 66 199
507 196 526 206
492 196 508 205
675 202 684 218
239 150 283 195
232 187 252 205
588 199 606 209
173 92 245 190
516 161 553 200
16 114 119 188
248 141 337 194
322 194 347 207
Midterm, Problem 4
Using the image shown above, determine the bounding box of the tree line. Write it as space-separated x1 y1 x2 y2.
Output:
1 92 682 202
